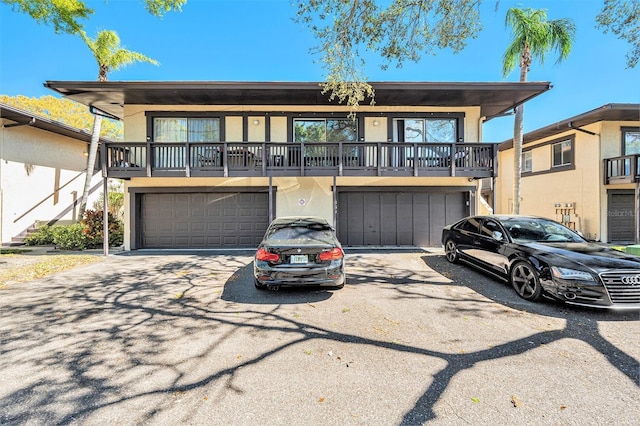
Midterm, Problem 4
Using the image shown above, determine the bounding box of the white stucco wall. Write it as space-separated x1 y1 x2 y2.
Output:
0 121 102 244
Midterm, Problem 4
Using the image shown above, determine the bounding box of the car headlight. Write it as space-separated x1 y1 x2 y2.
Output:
551 266 595 281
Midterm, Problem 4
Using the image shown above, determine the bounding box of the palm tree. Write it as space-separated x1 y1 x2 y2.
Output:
77 30 158 218
502 8 575 214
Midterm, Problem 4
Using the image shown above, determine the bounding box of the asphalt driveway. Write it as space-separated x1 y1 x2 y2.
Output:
1 249 638 425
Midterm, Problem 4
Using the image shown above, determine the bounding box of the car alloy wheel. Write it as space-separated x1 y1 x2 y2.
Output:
444 239 459 263
510 261 542 301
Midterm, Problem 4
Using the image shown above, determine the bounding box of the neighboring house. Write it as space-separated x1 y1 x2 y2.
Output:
44 81 550 250
0 103 105 245
495 103 640 244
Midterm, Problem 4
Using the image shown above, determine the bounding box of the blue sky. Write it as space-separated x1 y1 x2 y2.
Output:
1 0 638 142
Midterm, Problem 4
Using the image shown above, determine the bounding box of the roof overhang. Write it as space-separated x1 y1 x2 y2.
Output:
0 103 112 143
44 80 552 121
499 103 640 149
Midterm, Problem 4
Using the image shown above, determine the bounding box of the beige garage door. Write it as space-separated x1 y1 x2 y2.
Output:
141 192 269 248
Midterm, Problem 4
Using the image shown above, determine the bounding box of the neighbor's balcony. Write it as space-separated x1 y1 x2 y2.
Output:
604 155 640 184
101 141 498 179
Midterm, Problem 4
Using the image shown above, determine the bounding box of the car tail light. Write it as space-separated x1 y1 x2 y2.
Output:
319 247 344 261
256 248 279 262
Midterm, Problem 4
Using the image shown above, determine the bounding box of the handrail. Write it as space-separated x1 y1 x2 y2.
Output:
13 170 89 223
102 141 499 178
604 154 640 184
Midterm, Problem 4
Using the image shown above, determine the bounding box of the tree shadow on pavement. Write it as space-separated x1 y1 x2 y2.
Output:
0 251 637 425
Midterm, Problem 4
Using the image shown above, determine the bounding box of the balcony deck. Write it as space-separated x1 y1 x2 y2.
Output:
101 141 498 179
604 155 640 184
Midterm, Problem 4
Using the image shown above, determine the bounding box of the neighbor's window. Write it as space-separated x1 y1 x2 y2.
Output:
622 127 640 155
293 119 357 142
552 140 572 167
522 151 532 173
154 117 220 142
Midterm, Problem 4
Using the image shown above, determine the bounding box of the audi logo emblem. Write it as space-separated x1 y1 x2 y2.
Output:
621 275 640 285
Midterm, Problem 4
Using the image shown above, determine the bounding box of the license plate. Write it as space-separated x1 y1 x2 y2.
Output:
290 254 308 264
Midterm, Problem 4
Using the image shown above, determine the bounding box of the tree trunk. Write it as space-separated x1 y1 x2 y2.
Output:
512 53 530 215
78 114 102 220
512 103 524 214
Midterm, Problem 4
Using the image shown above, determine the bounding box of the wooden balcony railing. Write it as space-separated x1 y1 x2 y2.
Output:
101 141 498 179
604 155 640 184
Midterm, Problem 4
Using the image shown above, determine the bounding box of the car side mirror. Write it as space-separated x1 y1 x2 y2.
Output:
492 231 504 241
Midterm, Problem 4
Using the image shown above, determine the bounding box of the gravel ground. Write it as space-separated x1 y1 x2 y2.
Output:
0 248 638 425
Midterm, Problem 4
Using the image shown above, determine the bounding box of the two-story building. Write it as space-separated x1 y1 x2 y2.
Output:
44 81 550 250
495 103 640 243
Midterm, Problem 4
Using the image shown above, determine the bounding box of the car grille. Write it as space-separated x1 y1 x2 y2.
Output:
599 270 640 304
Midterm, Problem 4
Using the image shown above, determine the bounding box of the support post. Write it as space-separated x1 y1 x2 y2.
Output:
103 177 109 256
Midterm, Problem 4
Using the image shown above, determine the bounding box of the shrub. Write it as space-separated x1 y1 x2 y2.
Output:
24 225 56 246
52 223 88 250
81 209 124 248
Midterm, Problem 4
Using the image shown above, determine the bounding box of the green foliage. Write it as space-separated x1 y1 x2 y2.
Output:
52 223 87 251
502 7 576 78
81 210 124 248
1 0 92 34
596 0 639 68
23 211 124 250
0 95 122 140
1 0 185 34
296 0 483 112
79 30 159 81
24 225 56 246
92 180 125 221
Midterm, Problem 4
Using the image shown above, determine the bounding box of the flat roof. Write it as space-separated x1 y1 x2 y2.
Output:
499 103 640 149
44 80 552 121
0 103 113 143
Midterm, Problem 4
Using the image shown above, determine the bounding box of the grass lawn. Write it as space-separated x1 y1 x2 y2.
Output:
0 252 102 288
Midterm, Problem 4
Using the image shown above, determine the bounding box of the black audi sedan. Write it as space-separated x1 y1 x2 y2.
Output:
441 215 640 309
253 216 345 290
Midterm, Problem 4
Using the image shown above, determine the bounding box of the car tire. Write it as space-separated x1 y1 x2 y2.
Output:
444 239 459 263
510 261 543 301
254 279 267 290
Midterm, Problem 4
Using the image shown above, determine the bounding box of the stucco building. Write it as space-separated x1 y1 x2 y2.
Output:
495 103 640 243
0 103 105 245
44 80 551 250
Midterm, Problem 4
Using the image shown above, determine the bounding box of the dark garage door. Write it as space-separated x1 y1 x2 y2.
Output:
140 192 269 248
608 191 635 243
337 190 468 247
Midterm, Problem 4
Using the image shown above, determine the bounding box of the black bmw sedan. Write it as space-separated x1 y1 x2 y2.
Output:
254 216 345 290
441 215 640 309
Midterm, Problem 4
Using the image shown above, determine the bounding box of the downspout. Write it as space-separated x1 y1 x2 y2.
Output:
2 117 36 129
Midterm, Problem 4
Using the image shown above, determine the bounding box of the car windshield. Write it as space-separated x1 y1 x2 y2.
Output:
267 226 335 244
503 218 585 243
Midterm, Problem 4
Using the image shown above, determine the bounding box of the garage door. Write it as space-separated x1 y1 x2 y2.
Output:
140 192 269 248
608 191 635 243
337 190 468 247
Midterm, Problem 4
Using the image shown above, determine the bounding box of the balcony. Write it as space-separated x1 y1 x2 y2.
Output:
604 155 640 184
101 141 498 179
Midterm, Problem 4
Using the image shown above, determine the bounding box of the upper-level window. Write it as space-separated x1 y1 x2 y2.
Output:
622 127 640 155
552 140 572 167
154 117 220 142
522 151 532 173
293 119 357 142
394 118 457 142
